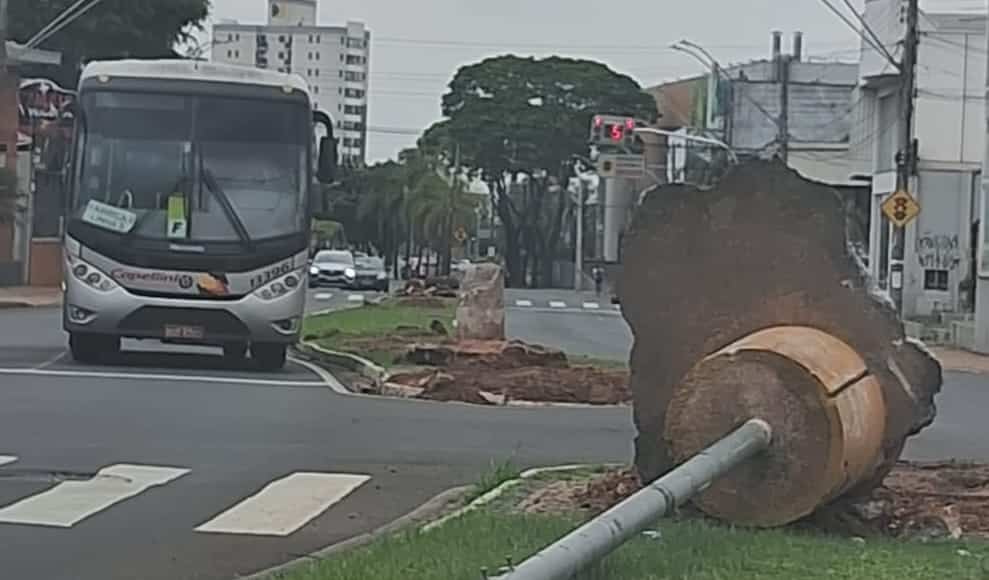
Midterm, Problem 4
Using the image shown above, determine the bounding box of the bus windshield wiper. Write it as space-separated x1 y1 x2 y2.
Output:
201 167 255 252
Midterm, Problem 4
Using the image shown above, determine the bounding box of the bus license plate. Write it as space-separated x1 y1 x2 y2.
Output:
164 324 205 339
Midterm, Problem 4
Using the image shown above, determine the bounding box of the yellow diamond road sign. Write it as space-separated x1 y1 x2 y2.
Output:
881 189 920 228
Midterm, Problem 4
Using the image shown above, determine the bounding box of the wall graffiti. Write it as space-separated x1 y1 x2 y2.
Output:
915 232 961 270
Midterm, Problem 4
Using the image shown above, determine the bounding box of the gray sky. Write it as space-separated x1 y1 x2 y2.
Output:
204 0 981 162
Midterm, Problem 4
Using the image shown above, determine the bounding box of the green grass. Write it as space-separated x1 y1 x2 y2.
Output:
464 459 523 503
274 509 989 580
569 355 629 370
303 301 456 337
302 301 457 367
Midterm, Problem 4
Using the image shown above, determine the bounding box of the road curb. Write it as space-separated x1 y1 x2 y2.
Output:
420 463 620 533
238 485 473 580
293 341 387 391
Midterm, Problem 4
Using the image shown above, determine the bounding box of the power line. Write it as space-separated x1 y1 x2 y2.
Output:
839 0 899 67
815 0 900 69
26 0 103 48
370 35 854 53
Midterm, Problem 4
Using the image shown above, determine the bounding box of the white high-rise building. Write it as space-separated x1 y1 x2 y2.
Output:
212 0 370 165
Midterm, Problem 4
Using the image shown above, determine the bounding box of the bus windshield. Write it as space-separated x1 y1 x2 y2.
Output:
72 91 309 246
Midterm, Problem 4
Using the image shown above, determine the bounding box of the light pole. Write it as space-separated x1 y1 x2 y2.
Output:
570 154 596 292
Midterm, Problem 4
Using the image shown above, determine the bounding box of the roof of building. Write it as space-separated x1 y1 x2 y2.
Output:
79 59 310 95
7 42 61 66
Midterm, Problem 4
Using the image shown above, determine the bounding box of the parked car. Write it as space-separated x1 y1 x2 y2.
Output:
350 256 389 292
309 249 355 288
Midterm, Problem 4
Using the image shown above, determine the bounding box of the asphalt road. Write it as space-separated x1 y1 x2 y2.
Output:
503 289 989 464
0 288 986 580
0 295 632 580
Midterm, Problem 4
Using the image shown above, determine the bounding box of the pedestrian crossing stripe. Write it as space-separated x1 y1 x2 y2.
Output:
0 463 371 536
549 301 567 309
195 472 371 536
0 464 189 528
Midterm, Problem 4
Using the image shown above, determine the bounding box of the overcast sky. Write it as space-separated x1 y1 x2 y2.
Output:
203 0 983 162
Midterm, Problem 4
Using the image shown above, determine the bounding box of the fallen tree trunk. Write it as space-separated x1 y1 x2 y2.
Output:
619 159 941 525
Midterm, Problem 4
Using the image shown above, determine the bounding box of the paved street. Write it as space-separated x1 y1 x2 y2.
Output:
0 300 631 580
0 288 986 579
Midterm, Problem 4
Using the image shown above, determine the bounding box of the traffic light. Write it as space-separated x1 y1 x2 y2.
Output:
589 115 641 151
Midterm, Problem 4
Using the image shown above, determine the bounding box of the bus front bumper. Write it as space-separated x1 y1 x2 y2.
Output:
63 276 305 345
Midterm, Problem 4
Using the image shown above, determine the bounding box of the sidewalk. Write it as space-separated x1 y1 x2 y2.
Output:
930 347 989 375
0 286 62 309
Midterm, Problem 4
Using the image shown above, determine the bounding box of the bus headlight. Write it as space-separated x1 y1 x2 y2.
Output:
254 271 303 301
70 259 117 292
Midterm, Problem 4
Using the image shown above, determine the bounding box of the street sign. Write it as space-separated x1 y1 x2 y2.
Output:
454 226 467 242
596 154 644 179
881 189 921 228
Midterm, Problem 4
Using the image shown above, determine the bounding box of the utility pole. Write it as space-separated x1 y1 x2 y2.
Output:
891 0 920 313
0 0 8 73
574 178 586 292
779 54 790 163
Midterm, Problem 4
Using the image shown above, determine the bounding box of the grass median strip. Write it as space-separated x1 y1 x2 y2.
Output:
302 300 457 368
274 500 988 580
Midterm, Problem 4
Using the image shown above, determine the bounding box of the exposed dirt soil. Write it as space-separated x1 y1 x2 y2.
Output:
516 462 989 541
388 340 629 405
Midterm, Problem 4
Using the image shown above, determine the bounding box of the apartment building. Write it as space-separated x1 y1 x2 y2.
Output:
212 0 370 165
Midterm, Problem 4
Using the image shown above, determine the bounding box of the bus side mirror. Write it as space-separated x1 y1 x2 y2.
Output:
317 135 337 184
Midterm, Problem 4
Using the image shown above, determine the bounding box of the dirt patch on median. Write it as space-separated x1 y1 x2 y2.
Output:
515 462 989 541
386 340 630 405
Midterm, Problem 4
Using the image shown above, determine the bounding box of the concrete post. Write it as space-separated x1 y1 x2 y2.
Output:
490 419 772 580
603 178 634 262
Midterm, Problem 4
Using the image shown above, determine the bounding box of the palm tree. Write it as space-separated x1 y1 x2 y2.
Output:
408 169 479 276
356 161 405 269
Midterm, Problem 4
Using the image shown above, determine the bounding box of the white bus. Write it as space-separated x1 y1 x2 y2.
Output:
62 59 336 370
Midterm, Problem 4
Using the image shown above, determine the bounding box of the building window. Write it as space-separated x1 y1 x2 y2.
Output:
344 104 365 115
316 52 320 60
314 86 319 94
316 34 321 43
338 87 343 95
344 71 365 82
227 50 233 58
924 269 949 291
235 33 240 41
234 50 240 58
278 51 284 59
346 54 363 65
315 68 319 77
347 37 364 48
345 88 365 98
340 37 345 45
308 52 312 60
227 33 234 41
339 70 343 78
338 104 342 111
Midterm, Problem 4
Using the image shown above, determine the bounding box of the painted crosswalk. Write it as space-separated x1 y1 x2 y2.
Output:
510 299 621 312
195 472 370 536
0 464 189 527
0 460 372 537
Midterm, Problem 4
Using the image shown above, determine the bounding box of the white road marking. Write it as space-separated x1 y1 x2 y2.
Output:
34 351 67 370
287 357 350 395
0 456 17 467
549 301 567 309
0 367 327 388
515 300 533 307
195 472 371 536
582 302 600 310
0 464 189 528
347 294 365 303
313 292 333 301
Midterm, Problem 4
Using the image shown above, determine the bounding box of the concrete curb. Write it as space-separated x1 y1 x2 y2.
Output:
293 341 387 390
420 463 622 533
238 485 473 580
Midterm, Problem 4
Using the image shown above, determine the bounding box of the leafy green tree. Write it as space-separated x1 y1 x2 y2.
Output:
408 171 479 275
420 55 656 287
10 0 209 87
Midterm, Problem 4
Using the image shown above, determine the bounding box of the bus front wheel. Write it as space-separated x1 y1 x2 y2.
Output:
252 343 287 371
69 333 120 364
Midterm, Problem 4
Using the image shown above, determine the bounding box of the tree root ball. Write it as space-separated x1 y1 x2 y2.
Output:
665 326 887 527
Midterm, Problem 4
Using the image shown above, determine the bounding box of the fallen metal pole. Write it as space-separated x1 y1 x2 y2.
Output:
489 418 772 580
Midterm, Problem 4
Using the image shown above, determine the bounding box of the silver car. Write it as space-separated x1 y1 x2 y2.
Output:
309 250 356 288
